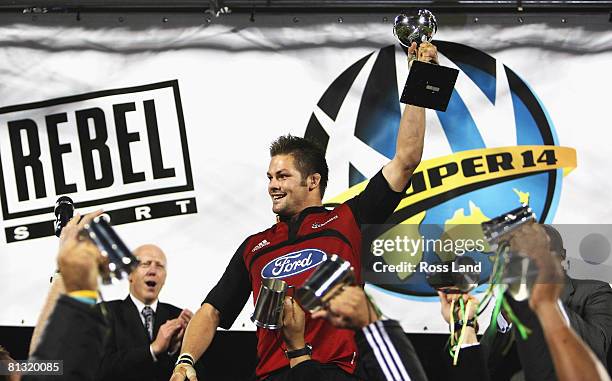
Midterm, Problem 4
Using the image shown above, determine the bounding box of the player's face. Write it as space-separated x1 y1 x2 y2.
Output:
267 154 310 217
129 245 167 305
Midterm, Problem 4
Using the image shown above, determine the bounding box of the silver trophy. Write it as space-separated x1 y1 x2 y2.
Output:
295 255 355 313
481 204 536 248
394 9 458 111
393 9 437 50
251 279 293 329
481 205 539 301
83 216 139 284
426 256 480 294
53 196 139 284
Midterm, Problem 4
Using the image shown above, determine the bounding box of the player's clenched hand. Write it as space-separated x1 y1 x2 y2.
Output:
417 41 438 64
170 364 198 381
407 41 439 67
281 297 306 350
311 286 379 329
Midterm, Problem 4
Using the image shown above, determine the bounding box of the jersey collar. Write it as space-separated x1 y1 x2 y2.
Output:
278 205 328 223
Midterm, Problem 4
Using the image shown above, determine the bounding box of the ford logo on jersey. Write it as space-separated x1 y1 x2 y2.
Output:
261 249 327 279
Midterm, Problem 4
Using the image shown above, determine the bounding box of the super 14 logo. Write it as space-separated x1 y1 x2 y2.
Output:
0 80 195 243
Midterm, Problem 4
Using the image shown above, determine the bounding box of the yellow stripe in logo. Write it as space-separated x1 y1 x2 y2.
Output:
326 146 577 214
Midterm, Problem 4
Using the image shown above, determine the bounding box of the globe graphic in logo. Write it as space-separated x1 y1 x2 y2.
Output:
305 41 563 297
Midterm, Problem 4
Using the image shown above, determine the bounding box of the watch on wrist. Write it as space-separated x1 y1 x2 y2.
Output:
453 319 478 332
284 344 312 359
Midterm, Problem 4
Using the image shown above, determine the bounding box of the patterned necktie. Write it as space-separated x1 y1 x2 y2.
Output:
142 306 154 340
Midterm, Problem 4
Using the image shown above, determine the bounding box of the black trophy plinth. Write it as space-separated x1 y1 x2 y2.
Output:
400 60 459 112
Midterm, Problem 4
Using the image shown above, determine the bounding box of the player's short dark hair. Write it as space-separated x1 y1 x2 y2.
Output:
542 224 566 259
270 135 329 198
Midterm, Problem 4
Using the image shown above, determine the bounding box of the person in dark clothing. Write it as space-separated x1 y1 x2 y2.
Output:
25 213 109 381
500 222 611 381
25 214 196 381
96 244 193 381
486 224 612 381
171 42 437 381
27 295 108 381
311 285 491 381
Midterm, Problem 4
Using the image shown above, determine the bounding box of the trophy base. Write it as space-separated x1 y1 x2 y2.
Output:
400 61 459 112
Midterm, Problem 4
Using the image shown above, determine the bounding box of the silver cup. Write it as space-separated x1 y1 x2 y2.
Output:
295 254 355 313
426 256 480 294
481 205 538 300
393 9 437 49
481 204 536 247
393 9 459 112
251 278 292 330
83 216 139 285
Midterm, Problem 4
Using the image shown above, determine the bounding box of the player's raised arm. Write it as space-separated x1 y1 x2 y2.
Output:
382 42 438 192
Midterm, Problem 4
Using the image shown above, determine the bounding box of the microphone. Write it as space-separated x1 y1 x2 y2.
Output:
54 196 74 237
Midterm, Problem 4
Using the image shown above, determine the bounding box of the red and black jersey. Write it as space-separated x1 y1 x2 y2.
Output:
203 169 404 379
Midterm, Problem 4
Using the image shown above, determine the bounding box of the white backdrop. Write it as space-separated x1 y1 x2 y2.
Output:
0 12 610 332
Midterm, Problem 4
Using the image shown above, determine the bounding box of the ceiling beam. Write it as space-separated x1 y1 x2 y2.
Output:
0 0 610 13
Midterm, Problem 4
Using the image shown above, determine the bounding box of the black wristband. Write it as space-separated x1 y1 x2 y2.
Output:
453 319 478 332
285 344 312 359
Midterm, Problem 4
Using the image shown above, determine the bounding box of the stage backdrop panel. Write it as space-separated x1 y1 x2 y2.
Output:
0 12 610 332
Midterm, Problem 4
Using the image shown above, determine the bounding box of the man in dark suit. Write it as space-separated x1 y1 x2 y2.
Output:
97 244 193 381
486 225 612 381
26 211 110 381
